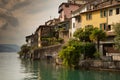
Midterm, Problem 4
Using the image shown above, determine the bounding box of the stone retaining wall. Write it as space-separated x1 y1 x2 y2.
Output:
31 44 62 60
79 60 120 70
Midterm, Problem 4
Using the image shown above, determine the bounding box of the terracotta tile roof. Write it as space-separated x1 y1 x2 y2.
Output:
81 0 120 14
71 0 97 14
71 0 105 15
59 2 81 8
71 4 85 14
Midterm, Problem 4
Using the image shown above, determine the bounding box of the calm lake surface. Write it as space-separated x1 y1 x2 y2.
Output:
0 53 120 80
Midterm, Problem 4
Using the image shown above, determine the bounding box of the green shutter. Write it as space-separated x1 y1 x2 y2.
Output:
100 10 103 18
100 24 102 30
90 13 92 20
105 23 107 30
104 10 107 17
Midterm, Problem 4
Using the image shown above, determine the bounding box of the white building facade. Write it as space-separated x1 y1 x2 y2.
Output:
69 5 87 38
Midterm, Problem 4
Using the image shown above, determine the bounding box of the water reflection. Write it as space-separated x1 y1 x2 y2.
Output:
0 53 119 80
20 59 120 80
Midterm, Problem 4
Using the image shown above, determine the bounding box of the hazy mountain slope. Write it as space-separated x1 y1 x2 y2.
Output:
0 44 20 52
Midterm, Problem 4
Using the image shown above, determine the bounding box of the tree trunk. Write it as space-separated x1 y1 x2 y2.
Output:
97 39 100 52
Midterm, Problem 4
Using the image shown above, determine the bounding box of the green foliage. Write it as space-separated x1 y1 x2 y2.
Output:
59 27 66 31
90 28 106 52
73 26 97 42
114 36 120 50
113 22 120 50
31 45 39 50
18 44 31 56
83 42 96 59
58 39 96 67
73 28 84 41
59 39 82 67
93 51 100 59
57 38 64 43
59 46 76 67
90 28 106 41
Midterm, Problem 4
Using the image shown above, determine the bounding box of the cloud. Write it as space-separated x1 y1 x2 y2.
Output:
0 0 48 29
0 0 67 45
0 0 30 10
0 10 18 30
9 0 31 11
0 0 38 29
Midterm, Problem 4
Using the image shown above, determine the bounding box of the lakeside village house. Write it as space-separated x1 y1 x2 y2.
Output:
26 0 120 61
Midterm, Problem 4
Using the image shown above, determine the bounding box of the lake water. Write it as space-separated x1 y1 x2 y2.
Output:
0 53 120 80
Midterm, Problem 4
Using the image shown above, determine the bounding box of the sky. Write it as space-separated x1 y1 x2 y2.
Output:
0 0 67 46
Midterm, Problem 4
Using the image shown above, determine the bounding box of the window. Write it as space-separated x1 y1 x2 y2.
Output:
73 23 75 28
86 13 92 20
100 10 107 18
108 25 111 31
103 24 106 30
116 8 120 14
100 10 103 17
109 9 113 16
100 23 107 30
100 24 111 31
104 10 107 17
100 24 102 30
75 16 81 22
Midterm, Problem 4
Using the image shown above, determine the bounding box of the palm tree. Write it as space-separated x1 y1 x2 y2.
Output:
90 28 106 52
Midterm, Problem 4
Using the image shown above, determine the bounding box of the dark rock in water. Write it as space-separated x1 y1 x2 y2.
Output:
0 44 20 52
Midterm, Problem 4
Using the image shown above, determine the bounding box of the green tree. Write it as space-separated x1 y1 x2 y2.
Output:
83 42 96 59
68 39 96 59
59 39 82 67
73 28 84 41
113 22 120 50
58 39 96 67
18 44 31 58
90 28 106 52
73 26 95 42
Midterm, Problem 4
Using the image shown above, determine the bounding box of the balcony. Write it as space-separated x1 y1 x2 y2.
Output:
106 30 116 36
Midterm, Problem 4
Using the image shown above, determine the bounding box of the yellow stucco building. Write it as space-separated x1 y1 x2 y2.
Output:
81 9 107 30
81 1 120 32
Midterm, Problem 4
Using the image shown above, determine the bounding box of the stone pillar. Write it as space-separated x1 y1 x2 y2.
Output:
99 44 103 56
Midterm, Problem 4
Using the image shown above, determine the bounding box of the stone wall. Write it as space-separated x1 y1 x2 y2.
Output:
79 60 120 70
31 44 62 60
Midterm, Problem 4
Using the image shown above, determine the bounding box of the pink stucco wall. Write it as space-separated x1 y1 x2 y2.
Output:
59 4 80 22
